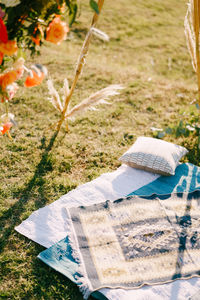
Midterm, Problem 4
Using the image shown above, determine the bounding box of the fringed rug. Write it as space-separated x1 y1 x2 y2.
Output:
67 191 200 299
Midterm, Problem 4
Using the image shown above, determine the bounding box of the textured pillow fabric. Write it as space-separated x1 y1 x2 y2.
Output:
119 137 188 176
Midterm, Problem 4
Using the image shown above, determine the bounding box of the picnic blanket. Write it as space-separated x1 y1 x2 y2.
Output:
38 163 200 300
65 191 200 299
15 164 159 248
129 162 200 197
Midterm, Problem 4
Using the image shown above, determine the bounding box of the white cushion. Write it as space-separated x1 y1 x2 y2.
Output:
119 136 188 176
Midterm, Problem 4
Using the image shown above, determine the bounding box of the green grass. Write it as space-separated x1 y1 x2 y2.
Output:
0 0 199 299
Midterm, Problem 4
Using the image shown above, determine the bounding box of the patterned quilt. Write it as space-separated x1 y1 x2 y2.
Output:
67 191 200 298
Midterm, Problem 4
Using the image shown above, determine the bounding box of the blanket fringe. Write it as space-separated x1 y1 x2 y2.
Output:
75 276 92 299
66 209 92 299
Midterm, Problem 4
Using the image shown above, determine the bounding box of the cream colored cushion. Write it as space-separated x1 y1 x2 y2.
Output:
119 137 188 176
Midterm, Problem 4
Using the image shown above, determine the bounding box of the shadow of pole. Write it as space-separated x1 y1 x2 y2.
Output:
1 130 84 299
0 131 60 253
171 192 199 282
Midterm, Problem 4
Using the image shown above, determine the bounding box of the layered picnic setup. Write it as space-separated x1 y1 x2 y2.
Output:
16 137 200 300
1 0 200 299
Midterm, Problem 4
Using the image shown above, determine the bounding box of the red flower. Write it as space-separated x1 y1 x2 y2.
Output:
0 18 8 43
0 52 3 65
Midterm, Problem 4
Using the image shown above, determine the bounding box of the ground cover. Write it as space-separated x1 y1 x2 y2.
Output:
0 0 198 299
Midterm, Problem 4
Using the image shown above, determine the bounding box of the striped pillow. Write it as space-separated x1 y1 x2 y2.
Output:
119 137 188 176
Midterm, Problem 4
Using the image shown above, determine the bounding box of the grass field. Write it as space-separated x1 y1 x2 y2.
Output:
0 0 199 299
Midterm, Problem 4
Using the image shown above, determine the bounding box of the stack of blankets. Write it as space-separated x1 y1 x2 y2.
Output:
15 163 200 300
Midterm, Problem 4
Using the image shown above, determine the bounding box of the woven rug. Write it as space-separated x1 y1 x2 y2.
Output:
67 191 200 299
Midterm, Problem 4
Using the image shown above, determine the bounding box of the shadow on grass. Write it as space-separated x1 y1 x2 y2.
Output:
0 129 104 300
71 27 88 39
16 245 84 300
0 131 60 254
20 251 101 299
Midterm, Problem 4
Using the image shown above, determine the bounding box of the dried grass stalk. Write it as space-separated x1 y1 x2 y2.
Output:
47 79 63 112
185 0 200 103
66 84 124 118
56 0 104 132
62 78 70 106
185 3 197 71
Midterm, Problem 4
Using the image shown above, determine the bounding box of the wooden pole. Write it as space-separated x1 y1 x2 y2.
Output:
56 0 104 133
194 0 200 104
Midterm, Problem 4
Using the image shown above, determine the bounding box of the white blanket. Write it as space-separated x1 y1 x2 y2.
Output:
15 165 200 300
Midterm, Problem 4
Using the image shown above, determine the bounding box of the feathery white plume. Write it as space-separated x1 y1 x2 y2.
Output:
91 27 110 41
184 0 200 103
47 79 63 112
184 1 197 71
1 113 16 125
62 78 70 104
66 84 124 119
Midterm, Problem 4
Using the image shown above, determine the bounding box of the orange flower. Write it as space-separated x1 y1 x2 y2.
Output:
24 65 47 88
1 71 17 90
32 25 44 46
0 73 3 86
0 122 12 135
24 70 44 87
0 68 23 90
0 40 18 56
46 17 69 45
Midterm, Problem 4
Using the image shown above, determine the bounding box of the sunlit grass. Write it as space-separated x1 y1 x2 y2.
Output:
0 0 198 299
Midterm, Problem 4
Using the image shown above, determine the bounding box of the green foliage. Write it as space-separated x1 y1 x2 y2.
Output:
90 0 99 14
153 105 200 140
0 0 99 55
66 0 78 26
152 104 200 164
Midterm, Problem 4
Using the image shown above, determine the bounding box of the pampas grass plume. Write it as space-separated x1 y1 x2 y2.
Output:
47 79 63 112
66 84 124 119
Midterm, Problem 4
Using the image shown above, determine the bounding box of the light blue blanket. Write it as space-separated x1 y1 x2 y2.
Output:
128 162 200 197
38 163 200 299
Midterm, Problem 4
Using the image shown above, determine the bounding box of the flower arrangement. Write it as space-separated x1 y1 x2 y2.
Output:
0 0 123 139
0 0 100 138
